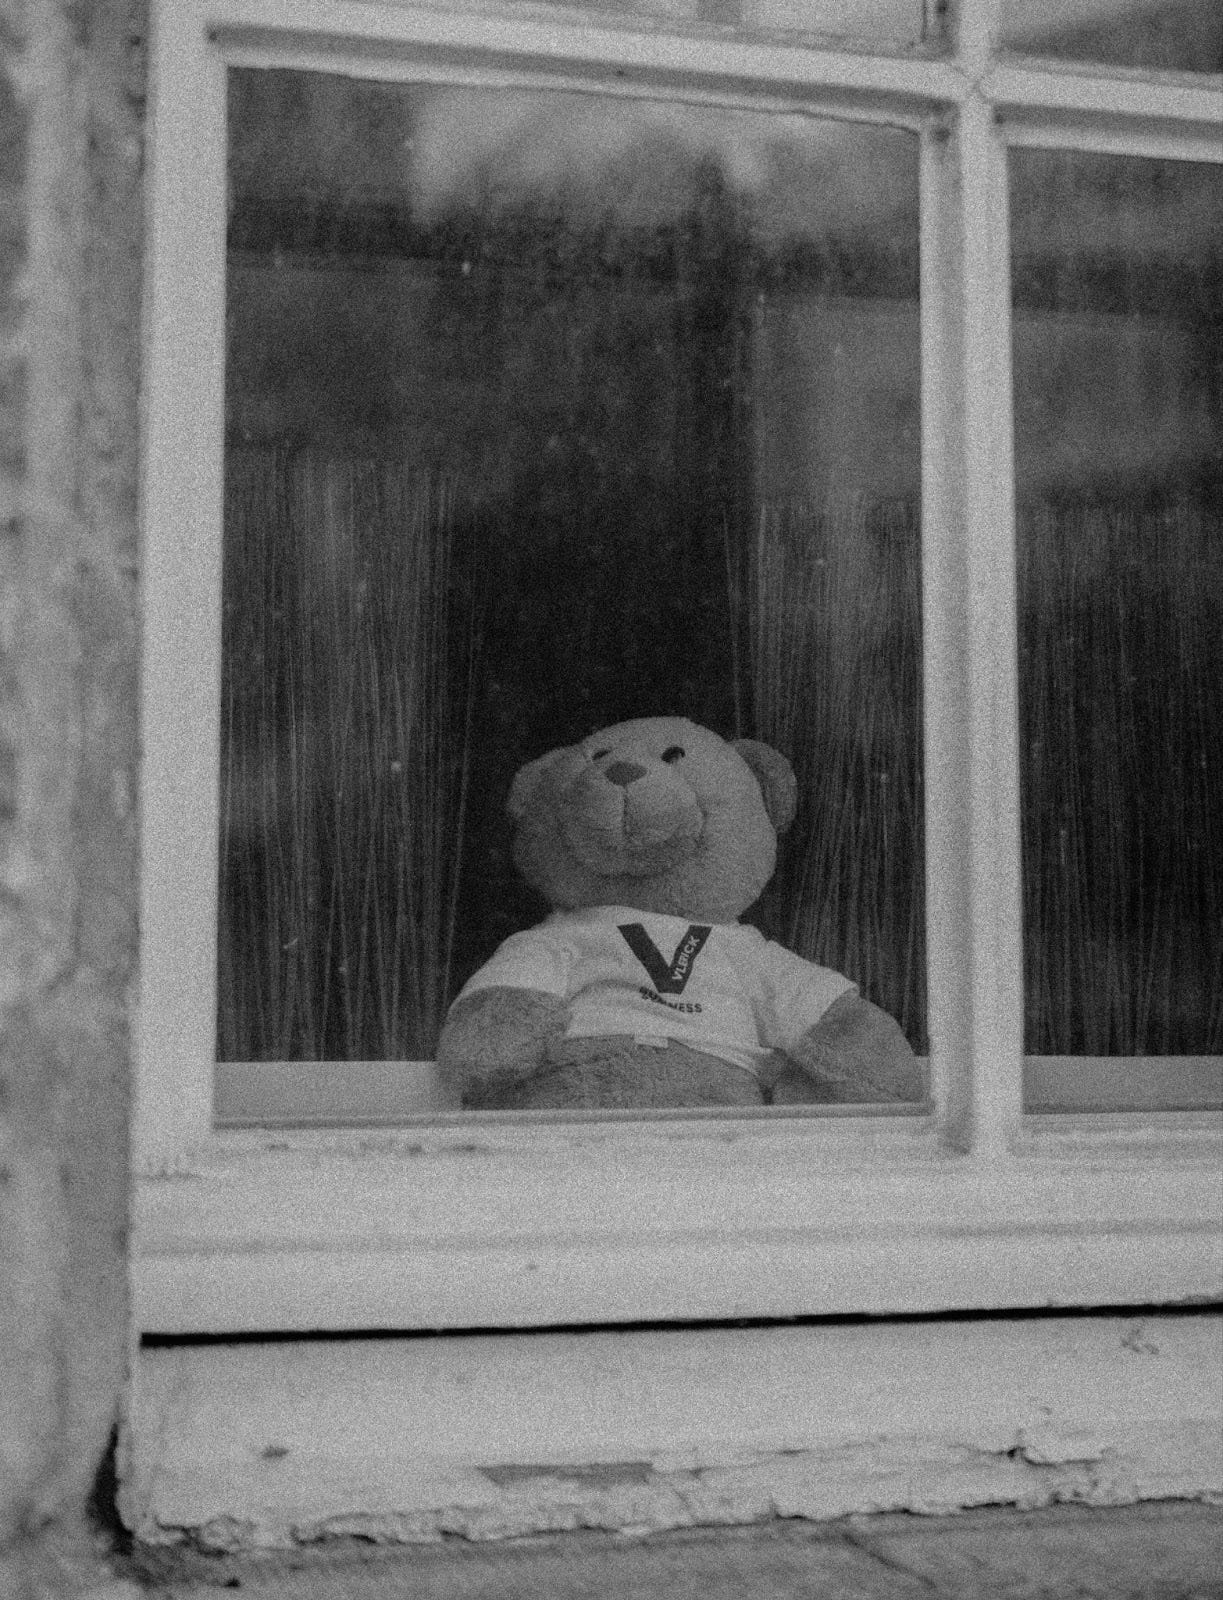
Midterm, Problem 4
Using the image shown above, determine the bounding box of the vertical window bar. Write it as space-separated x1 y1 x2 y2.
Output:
921 2 1025 1153
953 0 1003 64
137 7 228 1161
919 119 972 1144
953 91 1024 1155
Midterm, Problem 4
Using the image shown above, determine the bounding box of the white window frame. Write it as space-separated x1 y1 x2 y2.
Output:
134 0 1223 1342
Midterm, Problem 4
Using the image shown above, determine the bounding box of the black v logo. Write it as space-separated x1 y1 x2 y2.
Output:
619 923 712 995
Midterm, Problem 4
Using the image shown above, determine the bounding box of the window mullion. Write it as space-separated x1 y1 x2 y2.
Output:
921 86 1024 1156
985 61 1223 136
137 1 228 1163
1003 117 1223 164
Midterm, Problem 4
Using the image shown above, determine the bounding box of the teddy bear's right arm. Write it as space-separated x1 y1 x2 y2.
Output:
769 988 923 1104
437 987 571 1107
758 941 923 1105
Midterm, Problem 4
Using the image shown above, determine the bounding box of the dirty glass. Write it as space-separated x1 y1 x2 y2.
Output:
1012 149 1223 1109
741 0 944 51
998 0 1222 74
219 69 925 1097
499 0 944 54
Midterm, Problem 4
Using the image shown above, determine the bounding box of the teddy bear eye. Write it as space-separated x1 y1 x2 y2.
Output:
661 745 685 763
590 748 611 762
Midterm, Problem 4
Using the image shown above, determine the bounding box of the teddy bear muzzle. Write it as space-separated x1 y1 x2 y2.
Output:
560 760 703 876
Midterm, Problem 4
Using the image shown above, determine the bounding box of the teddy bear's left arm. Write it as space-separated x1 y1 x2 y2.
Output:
757 939 922 1104
769 988 923 1104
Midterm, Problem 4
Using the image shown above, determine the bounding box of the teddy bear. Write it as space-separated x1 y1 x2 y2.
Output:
437 715 921 1110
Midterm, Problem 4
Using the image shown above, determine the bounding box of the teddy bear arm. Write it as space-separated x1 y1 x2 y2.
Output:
436 986 569 1104
776 989 923 1104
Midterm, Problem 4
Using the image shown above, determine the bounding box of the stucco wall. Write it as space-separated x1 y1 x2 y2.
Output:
0 0 142 1590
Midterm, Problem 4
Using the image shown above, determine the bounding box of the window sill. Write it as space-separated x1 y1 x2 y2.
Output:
124 1311 1223 1548
134 1111 1223 1335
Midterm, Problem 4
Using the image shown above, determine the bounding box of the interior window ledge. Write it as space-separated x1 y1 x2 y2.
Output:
137 1106 1223 1175
132 1123 1223 1336
143 1110 942 1167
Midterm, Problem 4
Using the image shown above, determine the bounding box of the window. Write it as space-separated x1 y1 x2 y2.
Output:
135 0 1220 1346
999 0 1222 74
1012 149 1222 1111
218 72 927 1110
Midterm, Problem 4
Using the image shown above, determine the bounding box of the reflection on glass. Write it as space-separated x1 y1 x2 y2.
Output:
743 0 942 51
1012 150 1223 1090
999 0 1222 73
496 0 942 52
220 70 925 1075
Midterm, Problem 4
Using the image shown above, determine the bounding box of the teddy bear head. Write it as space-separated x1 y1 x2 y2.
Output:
506 716 797 924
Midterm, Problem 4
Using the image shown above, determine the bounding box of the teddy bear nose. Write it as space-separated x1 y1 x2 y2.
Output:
603 760 647 788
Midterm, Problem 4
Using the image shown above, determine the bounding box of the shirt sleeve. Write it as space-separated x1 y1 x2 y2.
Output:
755 939 856 1053
452 926 575 1004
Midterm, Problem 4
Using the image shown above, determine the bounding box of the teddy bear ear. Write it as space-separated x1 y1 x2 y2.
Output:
506 750 560 822
733 739 798 835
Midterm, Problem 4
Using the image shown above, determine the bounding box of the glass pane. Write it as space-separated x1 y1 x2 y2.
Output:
1012 149 1223 1109
742 0 942 51
999 0 1222 74
496 0 943 53
221 70 925 1108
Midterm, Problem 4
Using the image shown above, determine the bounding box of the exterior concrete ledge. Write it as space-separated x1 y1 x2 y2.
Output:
127 1501 1223 1599
123 1313 1223 1551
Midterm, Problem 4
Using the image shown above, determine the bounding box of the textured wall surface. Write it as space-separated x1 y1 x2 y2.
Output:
0 0 143 1591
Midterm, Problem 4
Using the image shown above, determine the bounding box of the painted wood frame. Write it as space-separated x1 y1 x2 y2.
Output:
126 1314 1223 1543
135 0 1223 1338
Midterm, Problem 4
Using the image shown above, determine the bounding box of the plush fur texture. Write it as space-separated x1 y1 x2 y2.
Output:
506 719 796 924
437 715 920 1110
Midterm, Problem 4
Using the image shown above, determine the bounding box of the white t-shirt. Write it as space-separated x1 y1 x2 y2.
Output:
454 906 854 1078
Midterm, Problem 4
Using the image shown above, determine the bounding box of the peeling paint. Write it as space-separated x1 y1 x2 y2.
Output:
145 1425 1223 1552
128 1318 1223 1551
1121 1321 1162 1357
171 1475 1207 1552
1013 1427 1107 1466
136 1157 207 1182
481 1461 656 1489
